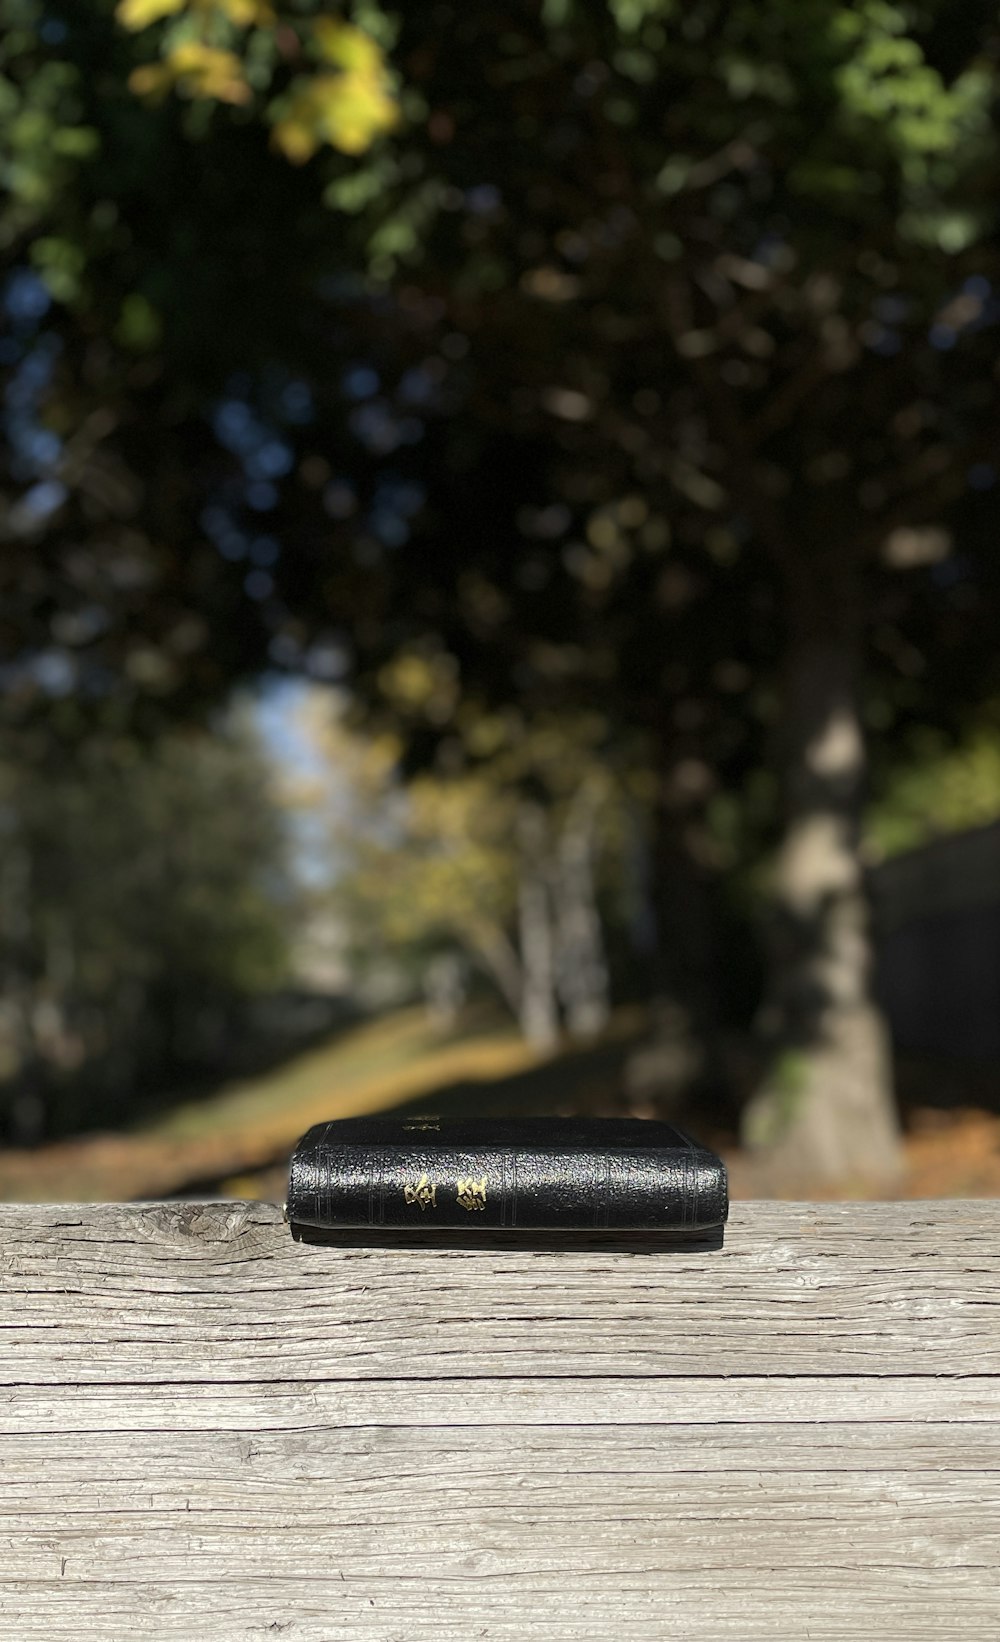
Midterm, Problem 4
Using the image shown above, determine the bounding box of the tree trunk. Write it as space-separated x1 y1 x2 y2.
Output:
1 831 46 1145
624 750 717 1115
742 554 903 1188
463 919 523 1022
516 801 560 1050
422 951 468 1032
551 784 610 1040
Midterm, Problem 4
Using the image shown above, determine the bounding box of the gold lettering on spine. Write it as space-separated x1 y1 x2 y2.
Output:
403 1172 437 1210
456 1176 487 1212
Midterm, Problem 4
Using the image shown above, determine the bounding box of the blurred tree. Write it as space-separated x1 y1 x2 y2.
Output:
5 0 1000 1185
289 692 635 1046
0 0 401 732
116 1 399 158
313 0 1000 1184
0 710 294 1141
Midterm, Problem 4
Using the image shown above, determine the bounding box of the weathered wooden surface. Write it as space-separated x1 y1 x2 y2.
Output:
0 1200 997 1639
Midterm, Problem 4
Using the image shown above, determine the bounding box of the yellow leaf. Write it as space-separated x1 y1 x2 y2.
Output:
273 55 398 162
128 61 176 101
270 21 398 163
311 19 384 75
167 41 251 103
214 0 275 24
117 0 186 27
272 109 321 164
315 72 399 154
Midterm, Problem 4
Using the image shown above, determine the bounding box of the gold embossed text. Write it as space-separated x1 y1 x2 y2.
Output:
403 1172 437 1210
456 1175 487 1212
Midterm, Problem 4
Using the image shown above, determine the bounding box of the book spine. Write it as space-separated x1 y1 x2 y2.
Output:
288 1143 727 1232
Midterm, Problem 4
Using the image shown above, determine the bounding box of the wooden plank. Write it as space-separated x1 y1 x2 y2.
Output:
0 1425 991 1642
1 1200 998 1382
5 1420 1000 1480
3 1374 999 1431
1 1572 996 1642
0 1200 998 1640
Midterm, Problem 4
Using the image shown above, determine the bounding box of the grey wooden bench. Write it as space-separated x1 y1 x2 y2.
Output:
1 1200 997 1639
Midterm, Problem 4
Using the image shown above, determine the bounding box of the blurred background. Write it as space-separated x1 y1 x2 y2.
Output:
3 0 1000 1204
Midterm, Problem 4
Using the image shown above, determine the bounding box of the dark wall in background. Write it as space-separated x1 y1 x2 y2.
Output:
874 823 1000 1063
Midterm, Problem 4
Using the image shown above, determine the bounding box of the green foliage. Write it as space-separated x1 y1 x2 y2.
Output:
289 692 631 1028
0 4 98 247
868 724 1000 860
0 2 410 737
4 0 999 754
0 0 400 308
117 0 399 158
3 0 1000 1129
0 713 296 1138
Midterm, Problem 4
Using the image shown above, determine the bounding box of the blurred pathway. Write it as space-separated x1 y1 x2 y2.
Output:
0 1007 642 1203
0 1008 529 1202
3 1005 998 1202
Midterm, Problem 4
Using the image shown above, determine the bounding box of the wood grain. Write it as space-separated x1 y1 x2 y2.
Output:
1 1200 997 1640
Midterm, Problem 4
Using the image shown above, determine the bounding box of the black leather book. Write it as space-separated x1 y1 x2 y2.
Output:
285 1114 728 1235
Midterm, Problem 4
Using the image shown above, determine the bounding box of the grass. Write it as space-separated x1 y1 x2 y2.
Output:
144 1001 543 1147
0 1004 549 1202
4 1003 995 1203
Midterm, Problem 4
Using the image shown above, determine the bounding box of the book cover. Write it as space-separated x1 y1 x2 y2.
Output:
286 1114 728 1235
